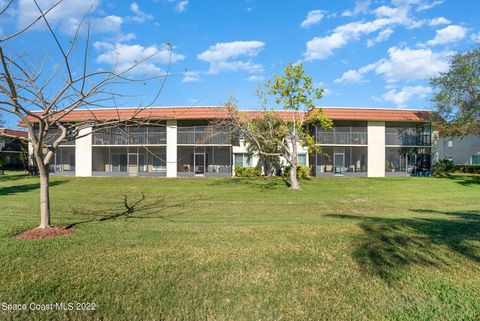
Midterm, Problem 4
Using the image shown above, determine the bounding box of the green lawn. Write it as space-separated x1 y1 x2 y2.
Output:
0 173 479 320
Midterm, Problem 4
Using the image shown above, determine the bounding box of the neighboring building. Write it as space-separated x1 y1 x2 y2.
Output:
0 128 28 169
26 106 435 178
438 135 480 164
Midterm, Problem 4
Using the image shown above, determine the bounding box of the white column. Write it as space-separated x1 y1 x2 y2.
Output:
367 121 385 177
75 127 92 177
28 133 34 166
166 120 177 177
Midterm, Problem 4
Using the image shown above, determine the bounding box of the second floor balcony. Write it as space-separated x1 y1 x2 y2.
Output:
92 128 166 145
177 126 231 145
316 132 367 145
385 132 431 146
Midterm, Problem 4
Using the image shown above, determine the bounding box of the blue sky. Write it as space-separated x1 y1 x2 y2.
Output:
1 0 480 128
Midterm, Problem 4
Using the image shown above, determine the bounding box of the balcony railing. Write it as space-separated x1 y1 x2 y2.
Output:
177 127 231 145
44 133 75 145
316 132 367 145
385 133 431 146
92 132 166 145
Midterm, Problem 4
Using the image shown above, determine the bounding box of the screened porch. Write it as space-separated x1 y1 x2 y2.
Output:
92 146 167 176
177 146 232 177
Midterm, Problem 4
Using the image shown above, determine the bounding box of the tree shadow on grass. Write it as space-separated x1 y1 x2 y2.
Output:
328 209 480 282
65 193 203 228
0 180 66 197
444 175 480 187
208 177 288 190
0 173 30 182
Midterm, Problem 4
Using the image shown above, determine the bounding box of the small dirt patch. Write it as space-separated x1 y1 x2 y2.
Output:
15 227 78 240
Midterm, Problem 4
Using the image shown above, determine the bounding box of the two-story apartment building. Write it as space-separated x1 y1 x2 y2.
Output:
438 135 480 164
0 128 28 169
28 106 435 178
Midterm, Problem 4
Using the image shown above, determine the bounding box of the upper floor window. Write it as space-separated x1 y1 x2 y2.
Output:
385 122 431 146
315 121 367 145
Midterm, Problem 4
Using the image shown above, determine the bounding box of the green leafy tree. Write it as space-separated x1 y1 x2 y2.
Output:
430 46 480 137
263 63 331 189
222 64 331 189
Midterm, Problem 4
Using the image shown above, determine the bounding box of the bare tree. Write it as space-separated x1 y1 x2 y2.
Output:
0 0 169 228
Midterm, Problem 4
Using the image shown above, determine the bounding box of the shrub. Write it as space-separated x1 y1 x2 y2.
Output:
452 164 480 174
283 165 311 180
432 159 454 176
235 166 262 177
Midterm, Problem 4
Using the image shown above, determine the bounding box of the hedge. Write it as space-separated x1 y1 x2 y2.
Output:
452 164 480 174
433 159 480 176
235 166 262 177
283 165 310 180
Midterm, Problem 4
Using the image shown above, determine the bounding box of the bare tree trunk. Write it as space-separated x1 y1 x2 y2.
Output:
38 163 51 229
290 138 300 190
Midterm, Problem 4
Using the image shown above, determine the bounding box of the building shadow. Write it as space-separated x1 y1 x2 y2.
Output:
327 209 480 282
65 193 201 228
0 180 66 197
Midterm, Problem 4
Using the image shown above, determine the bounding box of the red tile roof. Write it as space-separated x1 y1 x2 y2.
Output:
315 107 433 122
0 128 28 139
23 106 434 124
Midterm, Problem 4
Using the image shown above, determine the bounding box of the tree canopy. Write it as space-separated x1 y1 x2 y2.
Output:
430 46 480 137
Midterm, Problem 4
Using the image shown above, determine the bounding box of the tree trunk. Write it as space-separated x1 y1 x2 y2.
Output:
38 163 51 229
264 159 271 176
290 138 301 190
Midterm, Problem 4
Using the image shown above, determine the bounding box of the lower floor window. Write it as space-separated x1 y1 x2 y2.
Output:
234 153 252 167
298 154 307 166
385 147 431 173
152 153 167 171
316 147 368 173
472 155 480 165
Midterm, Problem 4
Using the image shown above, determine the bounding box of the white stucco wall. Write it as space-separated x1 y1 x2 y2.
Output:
75 127 92 177
367 121 385 177
166 120 177 177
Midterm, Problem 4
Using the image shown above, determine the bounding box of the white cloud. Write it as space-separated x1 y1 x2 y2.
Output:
198 41 264 62
335 70 364 84
116 32 136 42
373 47 451 82
471 32 480 43
303 4 422 61
301 10 324 29
337 46 451 83
130 2 154 23
198 41 265 74
429 17 450 26
94 42 185 74
175 0 188 12
381 85 431 107
342 0 370 17
17 0 100 31
182 71 201 83
91 15 123 33
335 63 377 83
426 25 468 46
367 28 394 47
416 0 443 11
247 75 265 82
